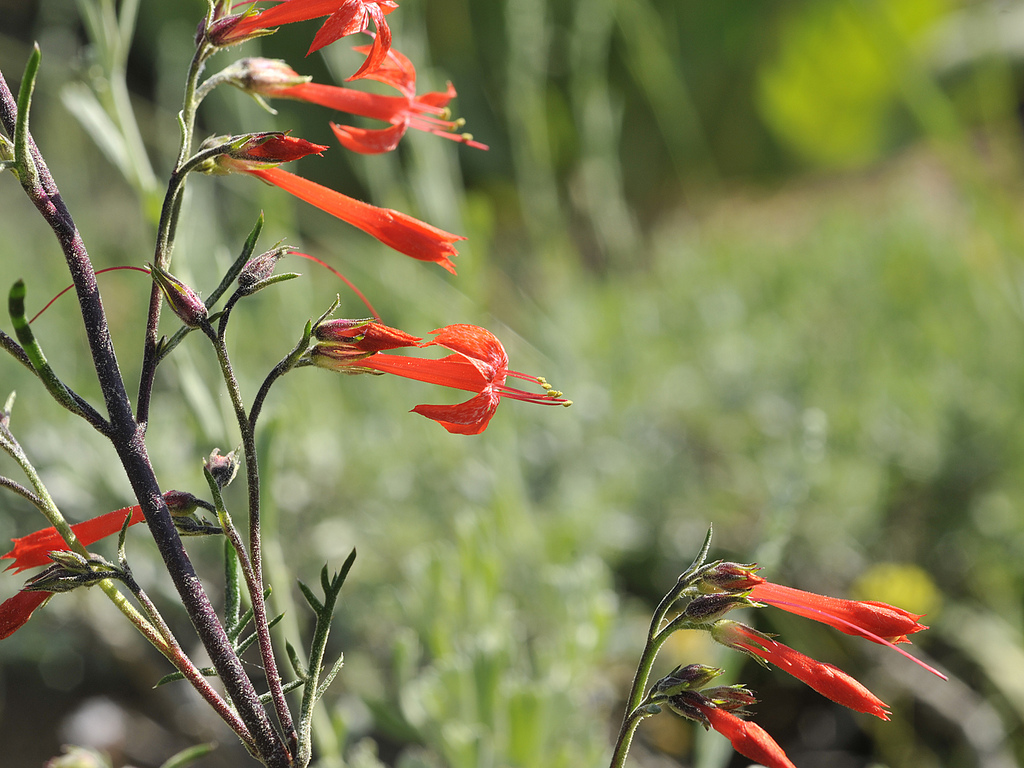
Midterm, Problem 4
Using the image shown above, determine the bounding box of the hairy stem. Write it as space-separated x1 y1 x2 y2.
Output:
203 319 297 753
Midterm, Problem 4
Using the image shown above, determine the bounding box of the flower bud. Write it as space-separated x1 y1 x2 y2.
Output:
217 57 312 98
204 10 275 48
682 593 750 625
238 245 294 294
205 448 240 490
149 264 207 328
653 664 722 697
44 550 91 571
24 554 119 593
163 489 212 517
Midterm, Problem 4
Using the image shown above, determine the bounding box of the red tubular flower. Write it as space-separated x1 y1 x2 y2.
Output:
238 50 488 154
2 506 145 574
693 704 796 768
749 581 927 645
219 0 399 74
350 324 571 435
0 590 51 640
244 166 464 272
712 620 891 720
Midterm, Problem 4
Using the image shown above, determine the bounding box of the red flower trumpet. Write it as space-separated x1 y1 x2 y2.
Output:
692 703 796 768
749 581 928 646
313 324 571 434
712 620 892 720
229 51 487 154
244 166 465 272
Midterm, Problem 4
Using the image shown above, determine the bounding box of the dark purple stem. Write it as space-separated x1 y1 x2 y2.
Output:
0 68 290 767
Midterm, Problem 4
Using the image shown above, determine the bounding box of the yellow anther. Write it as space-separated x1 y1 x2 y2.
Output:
562 400 573 407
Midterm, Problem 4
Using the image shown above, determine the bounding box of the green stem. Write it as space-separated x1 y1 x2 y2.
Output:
137 38 216 423
203 320 297 753
608 527 715 767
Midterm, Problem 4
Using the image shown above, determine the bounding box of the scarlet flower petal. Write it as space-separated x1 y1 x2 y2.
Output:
696 705 796 768
246 167 463 272
225 0 398 63
345 4 392 78
750 582 927 645
0 590 51 640
331 120 409 154
284 82 409 122
349 43 416 94
423 325 509 382
2 506 145 574
412 390 500 435
359 353 487 392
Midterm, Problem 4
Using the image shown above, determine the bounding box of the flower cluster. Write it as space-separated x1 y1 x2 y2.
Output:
641 560 938 768
0 491 210 639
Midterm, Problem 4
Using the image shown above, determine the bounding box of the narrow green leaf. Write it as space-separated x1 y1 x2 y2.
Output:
8 281 83 416
14 45 41 185
682 525 714 579
314 654 345 702
154 667 217 687
297 579 323 614
157 743 217 768
287 640 309 680
258 677 305 704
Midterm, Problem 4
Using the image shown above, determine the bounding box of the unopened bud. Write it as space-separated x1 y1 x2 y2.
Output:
205 448 240 490
163 489 213 517
218 57 312 97
682 593 750 625
24 554 120 593
44 550 91 571
149 264 207 328
238 246 294 294
204 10 275 48
653 664 722 696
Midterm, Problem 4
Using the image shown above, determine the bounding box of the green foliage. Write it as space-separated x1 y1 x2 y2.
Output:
758 0 951 167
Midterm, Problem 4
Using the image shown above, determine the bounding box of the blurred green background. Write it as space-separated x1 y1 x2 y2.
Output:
2 0 1024 766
